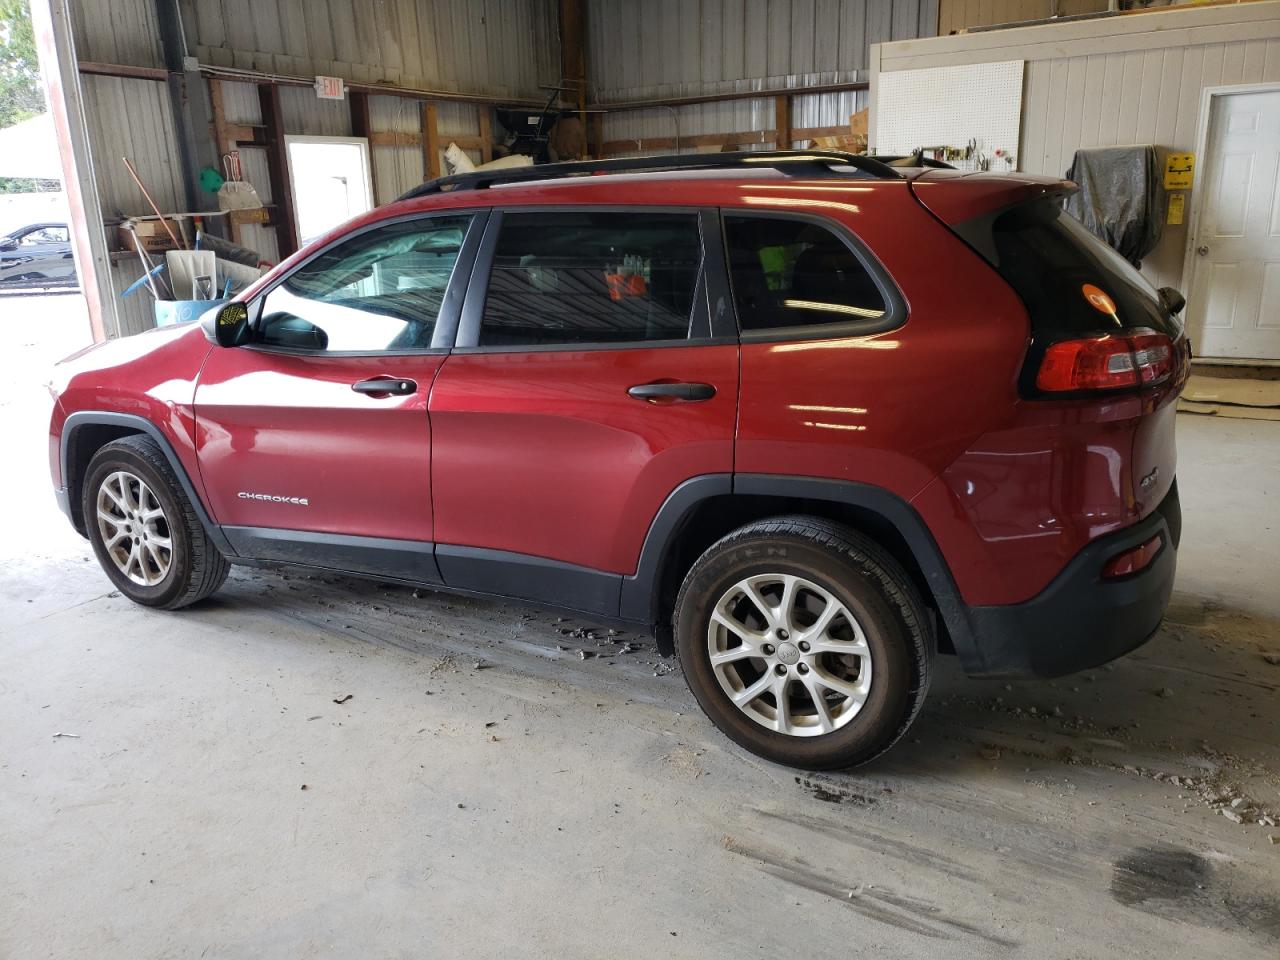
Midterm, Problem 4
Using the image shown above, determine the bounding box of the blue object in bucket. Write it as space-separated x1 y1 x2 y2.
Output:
155 299 228 327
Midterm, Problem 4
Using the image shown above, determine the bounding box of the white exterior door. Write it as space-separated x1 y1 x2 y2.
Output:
1187 88 1280 360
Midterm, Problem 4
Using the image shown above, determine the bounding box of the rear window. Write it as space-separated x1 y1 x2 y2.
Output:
963 198 1179 339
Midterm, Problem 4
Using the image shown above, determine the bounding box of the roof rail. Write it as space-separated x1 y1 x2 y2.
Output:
397 150 903 201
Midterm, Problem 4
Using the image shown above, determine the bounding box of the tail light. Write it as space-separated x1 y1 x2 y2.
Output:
1102 533 1163 579
1036 332 1175 393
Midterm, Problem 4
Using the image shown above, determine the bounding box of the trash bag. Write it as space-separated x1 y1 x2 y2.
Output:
1064 145 1164 268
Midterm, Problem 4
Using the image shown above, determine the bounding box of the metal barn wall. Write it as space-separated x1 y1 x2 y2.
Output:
589 0 939 153
69 0 558 336
874 1 1280 293
180 0 560 98
936 1 1106 36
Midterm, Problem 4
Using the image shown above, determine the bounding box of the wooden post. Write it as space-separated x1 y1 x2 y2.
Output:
591 112 605 159
422 102 441 180
349 90 379 203
775 95 792 151
559 0 587 120
259 83 298 258
478 107 493 164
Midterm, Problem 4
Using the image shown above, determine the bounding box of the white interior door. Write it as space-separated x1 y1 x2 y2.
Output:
1186 88 1280 360
284 136 375 248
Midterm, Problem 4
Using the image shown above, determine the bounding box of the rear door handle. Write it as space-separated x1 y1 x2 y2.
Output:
627 381 716 402
352 377 417 396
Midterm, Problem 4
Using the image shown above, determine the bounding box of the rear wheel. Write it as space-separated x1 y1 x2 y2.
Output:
82 435 230 608
675 516 933 769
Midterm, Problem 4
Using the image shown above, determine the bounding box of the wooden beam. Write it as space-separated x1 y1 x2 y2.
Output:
368 131 489 150
478 107 493 163
259 83 298 258
594 79 869 112
600 124 860 157
422 102 441 180
77 59 168 81
774 94 792 151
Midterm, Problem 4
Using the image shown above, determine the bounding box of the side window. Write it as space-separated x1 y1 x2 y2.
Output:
256 215 472 352
479 211 702 347
21 226 65 245
723 215 888 333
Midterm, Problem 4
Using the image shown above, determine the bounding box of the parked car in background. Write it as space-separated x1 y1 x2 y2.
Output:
1 222 76 288
45 152 1190 770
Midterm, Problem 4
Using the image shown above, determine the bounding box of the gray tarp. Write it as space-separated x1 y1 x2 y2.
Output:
1064 145 1164 268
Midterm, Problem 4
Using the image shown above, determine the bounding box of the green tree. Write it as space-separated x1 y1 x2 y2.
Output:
0 0 56 193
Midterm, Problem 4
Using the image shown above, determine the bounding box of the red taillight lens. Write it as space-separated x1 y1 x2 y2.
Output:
1036 332 1175 393
1101 534 1163 579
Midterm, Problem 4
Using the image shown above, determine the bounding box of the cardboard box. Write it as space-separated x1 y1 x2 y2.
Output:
118 220 180 254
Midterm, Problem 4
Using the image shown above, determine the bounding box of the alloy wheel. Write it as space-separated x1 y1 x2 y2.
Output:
706 572 872 737
96 470 173 586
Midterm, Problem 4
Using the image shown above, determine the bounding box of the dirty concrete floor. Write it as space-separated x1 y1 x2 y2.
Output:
1 295 1278 959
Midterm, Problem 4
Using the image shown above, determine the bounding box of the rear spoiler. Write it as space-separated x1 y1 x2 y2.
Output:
909 172 1077 226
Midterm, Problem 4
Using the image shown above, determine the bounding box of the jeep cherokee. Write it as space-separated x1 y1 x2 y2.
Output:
47 151 1188 768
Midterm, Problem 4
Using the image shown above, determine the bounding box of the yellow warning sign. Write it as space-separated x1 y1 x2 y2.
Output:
1164 152 1195 190
1167 193 1185 226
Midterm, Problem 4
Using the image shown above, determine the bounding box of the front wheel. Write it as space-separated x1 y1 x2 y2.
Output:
674 516 933 769
82 435 230 609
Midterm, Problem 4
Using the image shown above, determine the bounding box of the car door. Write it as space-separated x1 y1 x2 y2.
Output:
194 210 485 582
428 208 739 613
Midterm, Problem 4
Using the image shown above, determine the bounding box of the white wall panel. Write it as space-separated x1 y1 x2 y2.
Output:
874 1 1280 292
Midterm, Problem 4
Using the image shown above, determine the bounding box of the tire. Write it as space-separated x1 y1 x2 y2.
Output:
81 435 230 609
674 515 934 770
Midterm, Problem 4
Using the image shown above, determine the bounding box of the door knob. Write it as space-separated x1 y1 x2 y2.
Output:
1196 245 1210 256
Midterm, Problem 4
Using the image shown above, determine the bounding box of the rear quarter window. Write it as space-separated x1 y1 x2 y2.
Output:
723 214 898 337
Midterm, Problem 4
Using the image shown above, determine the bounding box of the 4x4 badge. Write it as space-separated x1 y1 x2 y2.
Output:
1139 468 1159 490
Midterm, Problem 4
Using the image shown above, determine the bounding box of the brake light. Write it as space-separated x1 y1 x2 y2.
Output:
1036 332 1175 393
1101 534 1163 579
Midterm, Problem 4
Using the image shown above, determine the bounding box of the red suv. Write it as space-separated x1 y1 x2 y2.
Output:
47 152 1188 769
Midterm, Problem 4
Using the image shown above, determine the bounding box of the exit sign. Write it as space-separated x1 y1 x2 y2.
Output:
314 75 345 100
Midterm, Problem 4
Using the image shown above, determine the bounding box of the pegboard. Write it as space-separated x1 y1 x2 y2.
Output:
875 60 1024 172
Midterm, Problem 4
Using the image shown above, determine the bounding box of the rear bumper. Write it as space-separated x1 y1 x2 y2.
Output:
961 482 1180 678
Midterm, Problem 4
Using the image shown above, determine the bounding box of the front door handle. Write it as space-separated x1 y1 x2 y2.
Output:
627 381 716 402
352 377 417 397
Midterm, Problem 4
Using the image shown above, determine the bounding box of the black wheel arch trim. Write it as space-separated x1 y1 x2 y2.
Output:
59 411 237 558
624 472 982 668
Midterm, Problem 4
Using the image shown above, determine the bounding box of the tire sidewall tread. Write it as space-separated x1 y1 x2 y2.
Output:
82 435 229 609
674 514 934 770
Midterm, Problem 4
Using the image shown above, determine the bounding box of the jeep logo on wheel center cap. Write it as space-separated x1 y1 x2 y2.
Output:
776 642 801 665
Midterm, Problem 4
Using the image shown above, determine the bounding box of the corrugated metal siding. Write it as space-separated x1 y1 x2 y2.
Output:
182 0 559 97
876 1 1280 293
71 0 164 69
591 0 936 153
81 75 186 337
937 0 1106 36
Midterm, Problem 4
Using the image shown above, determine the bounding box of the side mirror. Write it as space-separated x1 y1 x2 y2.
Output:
200 301 252 347
0 238 17 251
1158 286 1186 316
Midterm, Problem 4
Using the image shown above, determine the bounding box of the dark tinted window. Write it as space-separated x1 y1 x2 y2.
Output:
970 198 1178 338
480 212 702 346
724 215 888 332
257 215 471 352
